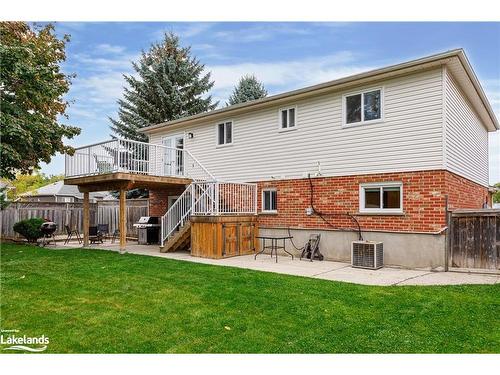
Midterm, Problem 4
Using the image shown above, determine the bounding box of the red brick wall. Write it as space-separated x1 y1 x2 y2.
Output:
255 170 487 233
149 185 187 217
444 171 489 209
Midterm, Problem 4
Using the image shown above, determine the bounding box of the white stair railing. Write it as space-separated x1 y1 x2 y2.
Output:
160 181 258 246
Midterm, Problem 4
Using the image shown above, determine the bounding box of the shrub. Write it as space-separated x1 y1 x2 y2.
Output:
13 217 45 243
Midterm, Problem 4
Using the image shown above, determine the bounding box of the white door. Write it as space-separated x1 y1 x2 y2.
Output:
162 135 184 176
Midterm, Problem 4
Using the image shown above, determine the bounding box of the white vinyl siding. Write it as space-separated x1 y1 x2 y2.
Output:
149 69 446 182
444 69 489 186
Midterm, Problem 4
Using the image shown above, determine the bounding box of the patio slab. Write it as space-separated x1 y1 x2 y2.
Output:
48 241 499 286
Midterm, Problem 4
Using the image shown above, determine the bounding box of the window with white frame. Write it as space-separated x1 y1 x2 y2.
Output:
217 121 233 145
279 107 296 130
262 188 277 213
344 88 382 125
359 182 402 213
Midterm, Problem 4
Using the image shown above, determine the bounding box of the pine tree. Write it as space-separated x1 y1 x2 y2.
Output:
110 32 218 141
227 75 268 106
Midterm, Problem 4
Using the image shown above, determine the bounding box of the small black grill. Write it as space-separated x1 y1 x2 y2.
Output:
133 216 160 245
40 221 57 247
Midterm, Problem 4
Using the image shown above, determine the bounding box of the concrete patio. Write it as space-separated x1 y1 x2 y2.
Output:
48 240 500 286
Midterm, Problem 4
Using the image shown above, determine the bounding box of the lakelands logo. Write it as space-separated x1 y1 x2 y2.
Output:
1 329 49 352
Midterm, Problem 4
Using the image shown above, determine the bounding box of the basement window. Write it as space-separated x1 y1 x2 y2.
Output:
217 121 233 146
262 188 277 213
359 182 402 213
343 88 383 126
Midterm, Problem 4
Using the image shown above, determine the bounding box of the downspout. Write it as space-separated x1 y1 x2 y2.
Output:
444 195 450 272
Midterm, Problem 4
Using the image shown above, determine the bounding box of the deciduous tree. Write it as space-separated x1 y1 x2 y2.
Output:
0 22 80 179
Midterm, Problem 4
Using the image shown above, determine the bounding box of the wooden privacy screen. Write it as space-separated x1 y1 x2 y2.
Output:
190 215 258 259
448 209 500 270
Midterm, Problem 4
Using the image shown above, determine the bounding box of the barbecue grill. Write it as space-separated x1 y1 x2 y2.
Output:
40 221 57 247
133 216 160 245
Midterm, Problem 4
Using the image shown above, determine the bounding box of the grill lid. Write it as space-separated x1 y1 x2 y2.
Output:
137 216 159 224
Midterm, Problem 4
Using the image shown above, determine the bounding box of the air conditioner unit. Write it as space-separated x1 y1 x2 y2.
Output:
351 241 383 270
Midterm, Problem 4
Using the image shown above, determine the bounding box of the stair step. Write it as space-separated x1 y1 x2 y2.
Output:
161 222 191 253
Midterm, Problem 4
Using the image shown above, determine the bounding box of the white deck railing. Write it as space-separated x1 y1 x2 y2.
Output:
160 181 257 246
65 138 214 181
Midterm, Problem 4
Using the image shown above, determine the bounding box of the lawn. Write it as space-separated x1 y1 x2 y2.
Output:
0 243 499 353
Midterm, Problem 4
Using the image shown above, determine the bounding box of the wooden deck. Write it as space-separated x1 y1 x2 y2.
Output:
64 172 192 252
64 172 192 192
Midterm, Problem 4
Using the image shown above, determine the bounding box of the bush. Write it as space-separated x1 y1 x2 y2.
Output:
13 217 45 243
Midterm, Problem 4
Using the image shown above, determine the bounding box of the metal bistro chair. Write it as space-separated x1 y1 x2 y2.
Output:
97 224 109 242
64 225 82 244
89 226 104 244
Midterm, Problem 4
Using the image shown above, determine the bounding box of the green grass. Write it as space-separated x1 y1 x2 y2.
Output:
1 243 499 353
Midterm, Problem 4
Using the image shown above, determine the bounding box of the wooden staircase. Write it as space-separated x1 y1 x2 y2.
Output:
160 222 191 253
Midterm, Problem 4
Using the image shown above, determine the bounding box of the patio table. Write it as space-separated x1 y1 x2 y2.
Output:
255 235 294 263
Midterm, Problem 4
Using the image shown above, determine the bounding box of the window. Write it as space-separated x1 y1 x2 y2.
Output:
217 121 233 145
344 88 382 125
279 107 296 130
359 182 402 213
262 188 277 213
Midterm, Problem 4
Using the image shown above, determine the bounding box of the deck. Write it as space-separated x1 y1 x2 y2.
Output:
64 138 257 254
64 172 191 192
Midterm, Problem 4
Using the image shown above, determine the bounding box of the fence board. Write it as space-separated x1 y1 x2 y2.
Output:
450 210 499 270
1 199 148 239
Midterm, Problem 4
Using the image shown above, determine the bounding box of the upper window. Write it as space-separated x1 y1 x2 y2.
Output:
344 88 382 126
359 182 402 213
279 107 296 130
217 121 233 145
262 188 277 213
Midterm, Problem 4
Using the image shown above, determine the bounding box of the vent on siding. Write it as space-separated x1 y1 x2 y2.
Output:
351 241 383 270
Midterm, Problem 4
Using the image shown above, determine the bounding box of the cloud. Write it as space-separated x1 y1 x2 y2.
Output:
212 23 312 43
151 23 216 41
206 51 373 104
94 43 127 55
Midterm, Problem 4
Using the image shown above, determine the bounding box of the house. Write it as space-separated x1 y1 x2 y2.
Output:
19 180 111 203
64 49 498 269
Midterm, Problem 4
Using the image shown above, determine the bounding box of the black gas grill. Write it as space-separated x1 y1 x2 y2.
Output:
133 216 160 245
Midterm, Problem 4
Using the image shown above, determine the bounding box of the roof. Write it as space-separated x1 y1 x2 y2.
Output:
20 181 110 200
141 49 498 134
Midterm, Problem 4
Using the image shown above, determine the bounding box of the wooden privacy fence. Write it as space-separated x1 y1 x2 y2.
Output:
448 209 500 270
0 199 148 239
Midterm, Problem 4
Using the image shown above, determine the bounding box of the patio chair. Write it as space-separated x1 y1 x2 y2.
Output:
300 234 323 262
89 226 104 244
64 225 82 244
94 155 113 174
97 224 109 241
111 229 119 243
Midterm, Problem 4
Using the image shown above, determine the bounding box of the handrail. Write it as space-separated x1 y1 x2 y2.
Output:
160 180 258 245
65 138 214 181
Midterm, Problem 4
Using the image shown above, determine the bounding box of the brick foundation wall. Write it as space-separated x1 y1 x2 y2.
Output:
255 170 488 233
149 185 187 217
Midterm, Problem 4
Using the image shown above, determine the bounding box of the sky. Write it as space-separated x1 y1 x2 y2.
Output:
41 22 500 183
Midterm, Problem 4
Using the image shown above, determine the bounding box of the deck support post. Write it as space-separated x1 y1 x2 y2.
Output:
119 188 127 253
83 192 90 247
